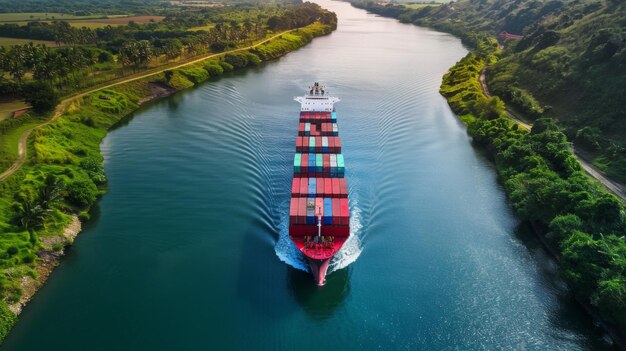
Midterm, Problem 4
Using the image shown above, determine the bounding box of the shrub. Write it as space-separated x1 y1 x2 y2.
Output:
218 61 234 72
223 53 248 69
203 63 224 77
67 179 98 207
52 242 64 251
178 66 209 84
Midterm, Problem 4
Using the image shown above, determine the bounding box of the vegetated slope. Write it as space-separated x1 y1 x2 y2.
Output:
352 0 626 182
0 18 335 344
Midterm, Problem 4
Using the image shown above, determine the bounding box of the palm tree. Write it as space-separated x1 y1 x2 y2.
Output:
13 197 49 246
39 175 63 210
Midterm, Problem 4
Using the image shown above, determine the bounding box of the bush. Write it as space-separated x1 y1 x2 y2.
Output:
245 53 261 67
178 66 209 84
52 242 64 251
218 61 234 72
223 53 249 69
22 253 35 264
6 247 18 256
67 179 98 207
203 63 224 77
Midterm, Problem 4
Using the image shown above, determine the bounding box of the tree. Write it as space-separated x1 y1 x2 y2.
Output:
38 175 63 210
12 197 48 246
119 40 153 67
23 81 59 114
547 213 583 244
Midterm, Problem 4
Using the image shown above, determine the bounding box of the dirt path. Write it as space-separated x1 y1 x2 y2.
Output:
479 69 626 201
0 30 294 182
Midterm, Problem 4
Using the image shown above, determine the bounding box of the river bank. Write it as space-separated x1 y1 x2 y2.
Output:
439 50 626 348
0 20 336 343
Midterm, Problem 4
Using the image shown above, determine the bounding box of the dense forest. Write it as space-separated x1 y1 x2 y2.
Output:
351 0 626 183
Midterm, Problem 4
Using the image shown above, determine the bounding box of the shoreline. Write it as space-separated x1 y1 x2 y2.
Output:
0 20 336 342
6 82 181 317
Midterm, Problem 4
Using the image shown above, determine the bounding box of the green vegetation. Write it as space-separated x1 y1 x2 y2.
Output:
0 2 334 101
440 39 626 334
0 37 59 47
0 115 44 169
0 17 335 343
350 0 626 183
0 13 106 22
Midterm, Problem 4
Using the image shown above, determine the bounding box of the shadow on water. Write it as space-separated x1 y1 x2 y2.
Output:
513 223 616 350
235 222 299 320
287 267 350 320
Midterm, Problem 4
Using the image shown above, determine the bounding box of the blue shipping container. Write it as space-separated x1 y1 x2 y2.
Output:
323 198 333 225
308 178 316 197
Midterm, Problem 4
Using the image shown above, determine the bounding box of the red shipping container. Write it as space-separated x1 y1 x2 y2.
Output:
303 136 309 149
332 178 340 197
310 124 316 136
289 198 298 224
324 178 332 198
321 123 327 134
328 136 335 151
315 198 324 217
332 198 341 220
335 137 342 151
340 198 349 225
300 177 308 196
299 122 304 132
339 178 347 197
323 154 330 170
296 136 303 151
298 198 307 225
301 154 308 173
315 137 322 152
292 178 300 196
316 177 323 195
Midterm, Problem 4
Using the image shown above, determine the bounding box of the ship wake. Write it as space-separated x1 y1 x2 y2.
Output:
274 198 363 274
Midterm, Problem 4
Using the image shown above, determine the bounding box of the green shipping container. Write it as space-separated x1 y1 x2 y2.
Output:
316 154 323 168
337 154 345 168
294 153 301 172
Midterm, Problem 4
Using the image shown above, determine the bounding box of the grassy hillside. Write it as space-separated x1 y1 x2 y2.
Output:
352 0 626 182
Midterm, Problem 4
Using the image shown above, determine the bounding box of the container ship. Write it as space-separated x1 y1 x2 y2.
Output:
289 82 350 286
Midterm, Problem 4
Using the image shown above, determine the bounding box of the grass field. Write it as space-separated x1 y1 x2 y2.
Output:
0 13 103 22
0 37 60 47
66 21 122 29
83 15 165 24
0 114 42 169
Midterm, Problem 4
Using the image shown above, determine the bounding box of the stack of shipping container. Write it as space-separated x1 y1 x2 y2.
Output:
289 111 349 237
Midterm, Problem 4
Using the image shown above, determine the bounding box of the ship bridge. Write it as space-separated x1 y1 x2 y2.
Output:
294 82 340 112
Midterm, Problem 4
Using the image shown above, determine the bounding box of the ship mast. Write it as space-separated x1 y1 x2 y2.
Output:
317 208 322 240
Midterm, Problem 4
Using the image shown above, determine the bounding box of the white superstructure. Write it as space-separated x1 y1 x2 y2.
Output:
294 82 340 112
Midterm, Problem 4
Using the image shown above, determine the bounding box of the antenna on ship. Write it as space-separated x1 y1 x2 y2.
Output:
316 207 322 240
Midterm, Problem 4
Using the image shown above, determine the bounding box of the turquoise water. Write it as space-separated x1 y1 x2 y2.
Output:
1 1 614 349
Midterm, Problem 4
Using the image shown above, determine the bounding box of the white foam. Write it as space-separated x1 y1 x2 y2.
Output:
274 196 363 274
